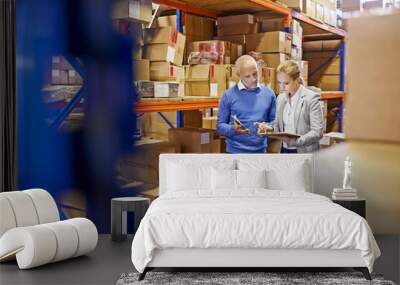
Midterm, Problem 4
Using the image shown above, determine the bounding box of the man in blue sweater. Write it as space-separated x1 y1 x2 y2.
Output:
217 55 276 153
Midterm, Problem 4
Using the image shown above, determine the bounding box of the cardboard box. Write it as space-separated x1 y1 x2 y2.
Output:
345 12 400 143
318 75 340 90
278 0 303 11
316 2 325 21
227 65 275 92
303 39 341 51
120 139 177 185
168 127 221 153
68 70 83 85
217 14 254 25
52 70 68 85
291 45 303 60
135 80 180 98
183 110 203 128
261 53 290 69
143 27 181 45
341 0 361 12
309 57 340 75
189 40 230 64
213 35 246 46
245 32 292 54
259 18 286 32
149 62 184 81
185 64 228 97
260 66 276 91
184 14 215 37
155 14 215 38
143 41 185 66
302 40 323 51
291 19 303 47
322 39 341 51
188 40 243 64
133 46 143 60
112 0 152 23
217 23 258 37
133 59 150 81
202 116 217 130
304 0 317 18
217 13 257 36
154 15 177 27
52 56 73 70
297 60 309 85
303 51 338 59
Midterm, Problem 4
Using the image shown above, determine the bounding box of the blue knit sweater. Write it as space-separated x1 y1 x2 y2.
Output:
216 85 276 153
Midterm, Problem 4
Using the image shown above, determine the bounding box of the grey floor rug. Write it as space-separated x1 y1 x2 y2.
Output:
116 271 396 285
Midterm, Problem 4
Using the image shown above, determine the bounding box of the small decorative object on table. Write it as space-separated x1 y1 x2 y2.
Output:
332 156 358 200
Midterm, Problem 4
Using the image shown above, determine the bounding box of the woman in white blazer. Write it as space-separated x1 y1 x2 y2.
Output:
266 60 324 153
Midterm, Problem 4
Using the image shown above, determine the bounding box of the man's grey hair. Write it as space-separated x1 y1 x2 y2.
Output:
235 55 258 76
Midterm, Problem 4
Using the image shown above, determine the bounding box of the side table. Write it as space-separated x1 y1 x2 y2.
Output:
111 197 150 242
332 198 366 218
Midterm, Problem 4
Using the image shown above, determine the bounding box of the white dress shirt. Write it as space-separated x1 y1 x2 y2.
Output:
282 86 302 149
237 80 262 91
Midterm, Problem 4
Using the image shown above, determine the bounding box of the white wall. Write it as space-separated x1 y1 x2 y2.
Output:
313 142 400 234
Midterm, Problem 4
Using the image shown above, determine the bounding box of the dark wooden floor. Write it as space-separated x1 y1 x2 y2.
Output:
1 234 398 285
0 235 134 285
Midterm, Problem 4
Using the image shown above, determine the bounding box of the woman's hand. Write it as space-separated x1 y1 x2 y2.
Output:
255 122 273 135
282 136 297 147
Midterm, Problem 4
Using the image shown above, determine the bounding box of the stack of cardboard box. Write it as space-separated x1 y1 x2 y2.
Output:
119 138 178 191
227 65 276 92
244 31 292 71
283 0 337 26
185 64 229 97
361 0 397 11
188 40 243 65
291 19 303 61
51 56 83 85
214 14 259 52
135 26 186 98
112 0 153 24
168 127 221 153
154 14 216 65
303 39 341 91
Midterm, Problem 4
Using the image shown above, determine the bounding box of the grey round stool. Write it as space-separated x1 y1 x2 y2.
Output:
111 197 150 242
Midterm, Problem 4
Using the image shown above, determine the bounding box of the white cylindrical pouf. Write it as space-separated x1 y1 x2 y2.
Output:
0 226 57 269
42 221 79 262
1 192 39 227
0 195 17 238
23 189 60 224
66 218 98 257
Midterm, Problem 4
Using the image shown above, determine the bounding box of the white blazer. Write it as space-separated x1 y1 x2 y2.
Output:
272 85 324 153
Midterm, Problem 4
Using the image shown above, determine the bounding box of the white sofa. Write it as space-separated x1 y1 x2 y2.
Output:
0 189 98 269
131 154 379 281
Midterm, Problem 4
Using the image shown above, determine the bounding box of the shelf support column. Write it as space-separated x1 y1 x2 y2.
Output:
339 40 345 132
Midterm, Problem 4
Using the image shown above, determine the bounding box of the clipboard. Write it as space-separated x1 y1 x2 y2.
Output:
264 132 300 138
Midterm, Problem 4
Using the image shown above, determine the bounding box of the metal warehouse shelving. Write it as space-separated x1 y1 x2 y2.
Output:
149 0 346 129
54 0 346 129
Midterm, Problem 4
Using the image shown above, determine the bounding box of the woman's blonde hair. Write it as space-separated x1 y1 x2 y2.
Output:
277 60 303 85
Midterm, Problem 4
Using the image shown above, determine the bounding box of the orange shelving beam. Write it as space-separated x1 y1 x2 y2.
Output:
153 0 218 18
136 99 219 113
291 10 347 38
